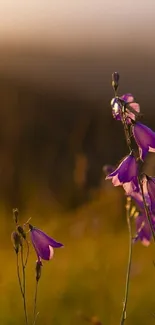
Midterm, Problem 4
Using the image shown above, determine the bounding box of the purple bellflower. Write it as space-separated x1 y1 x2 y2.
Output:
134 213 152 247
130 188 151 211
130 191 144 211
29 224 63 261
111 93 140 122
132 122 155 160
105 153 139 195
130 186 155 245
144 175 155 213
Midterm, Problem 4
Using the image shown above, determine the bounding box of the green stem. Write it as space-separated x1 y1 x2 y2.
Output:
24 239 29 267
16 253 24 298
33 280 39 325
120 109 132 152
120 199 133 325
21 244 28 325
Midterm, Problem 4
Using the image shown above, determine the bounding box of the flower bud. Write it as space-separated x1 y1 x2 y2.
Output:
11 231 21 254
112 72 119 92
17 225 26 239
35 260 42 282
13 208 19 224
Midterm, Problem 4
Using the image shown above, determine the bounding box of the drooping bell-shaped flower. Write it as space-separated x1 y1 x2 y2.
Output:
111 93 140 121
144 175 155 213
130 187 151 211
130 191 144 211
105 153 139 194
29 224 63 261
134 213 153 246
129 179 155 246
132 122 155 160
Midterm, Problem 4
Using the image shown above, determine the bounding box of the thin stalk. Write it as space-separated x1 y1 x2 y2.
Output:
120 199 133 325
24 239 29 267
16 253 24 298
33 280 39 325
21 244 28 325
120 110 132 152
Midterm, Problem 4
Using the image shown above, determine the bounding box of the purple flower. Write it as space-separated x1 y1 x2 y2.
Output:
29 224 63 261
145 175 155 213
130 182 155 245
130 188 151 211
132 122 155 160
134 213 152 246
105 153 139 194
121 93 134 103
111 94 140 121
130 191 144 211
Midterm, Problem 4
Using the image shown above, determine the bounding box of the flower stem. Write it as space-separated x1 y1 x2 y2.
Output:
16 253 24 298
21 244 28 325
24 239 29 268
33 280 39 325
120 198 133 325
120 110 132 152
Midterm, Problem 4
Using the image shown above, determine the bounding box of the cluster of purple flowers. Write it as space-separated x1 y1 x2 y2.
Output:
106 73 155 246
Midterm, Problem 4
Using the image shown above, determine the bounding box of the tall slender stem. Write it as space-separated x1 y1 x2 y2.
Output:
16 253 24 298
24 239 29 268
120 198 133 325
33 280 39 325
21 244 28 324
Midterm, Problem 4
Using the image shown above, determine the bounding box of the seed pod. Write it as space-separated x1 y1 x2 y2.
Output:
35 260 42 282
112 71 119 92
11 231 21 254
13 208 19 224
17 225 26 239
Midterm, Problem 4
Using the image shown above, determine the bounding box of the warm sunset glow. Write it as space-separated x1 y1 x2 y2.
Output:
0 0 154 49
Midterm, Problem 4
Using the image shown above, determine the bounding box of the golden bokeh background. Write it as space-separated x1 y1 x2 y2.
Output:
0 1 155 324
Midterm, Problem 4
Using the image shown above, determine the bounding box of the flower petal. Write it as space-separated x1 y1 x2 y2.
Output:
29 225 63 261
125 102 140 121
106 154 138 194
31 228 63 248
132 122 155 160
146 176 155 212
123 178 139 195
134 214 151 246
120 93 134 103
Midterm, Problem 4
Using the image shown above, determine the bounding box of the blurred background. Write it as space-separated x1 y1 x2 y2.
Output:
1 1 155 324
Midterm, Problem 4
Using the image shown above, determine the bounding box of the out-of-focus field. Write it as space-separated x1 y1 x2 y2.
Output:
1 188 155 325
